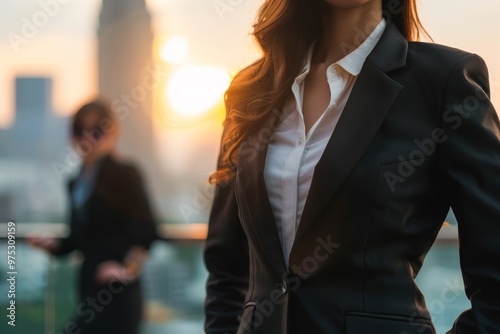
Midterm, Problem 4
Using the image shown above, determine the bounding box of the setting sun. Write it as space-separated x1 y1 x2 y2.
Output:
166 65 230 117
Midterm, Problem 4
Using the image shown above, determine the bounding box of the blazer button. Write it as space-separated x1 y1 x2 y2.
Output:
281 280 288 295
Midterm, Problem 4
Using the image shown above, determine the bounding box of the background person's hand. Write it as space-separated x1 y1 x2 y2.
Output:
26 236 60 252
95 260 136 285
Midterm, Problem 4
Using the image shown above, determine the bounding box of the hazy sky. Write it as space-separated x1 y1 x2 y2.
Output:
0 0 261 126
0 0 499 127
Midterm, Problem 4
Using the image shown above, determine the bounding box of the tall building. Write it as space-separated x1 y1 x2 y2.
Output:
98 0 156 167
13 77 51 148
0 77 68 161
15 77 51 126
0 76 69 222
98 0 166 217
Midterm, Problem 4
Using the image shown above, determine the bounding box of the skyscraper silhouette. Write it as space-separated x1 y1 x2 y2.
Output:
98 0 168 216
0 77 69 161
98 0 157 170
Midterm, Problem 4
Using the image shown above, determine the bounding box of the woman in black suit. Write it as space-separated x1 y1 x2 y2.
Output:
29 100 158 334
204 0 500 333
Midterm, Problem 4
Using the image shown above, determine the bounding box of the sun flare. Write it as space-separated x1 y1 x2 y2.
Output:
166 65 230 117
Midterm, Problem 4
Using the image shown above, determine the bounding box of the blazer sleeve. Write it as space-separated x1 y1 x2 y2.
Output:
440 53 500 333
122 165 158 250
204 177 250 334
50 231 78 256
50 181 78 256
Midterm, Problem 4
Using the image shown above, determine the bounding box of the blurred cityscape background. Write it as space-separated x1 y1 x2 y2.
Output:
0 0 499 333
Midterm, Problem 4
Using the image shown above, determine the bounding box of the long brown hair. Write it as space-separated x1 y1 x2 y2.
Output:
210 0 428 184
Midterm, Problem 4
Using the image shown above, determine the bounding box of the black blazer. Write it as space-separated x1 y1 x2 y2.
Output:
204 23 500 334
52 154 158 295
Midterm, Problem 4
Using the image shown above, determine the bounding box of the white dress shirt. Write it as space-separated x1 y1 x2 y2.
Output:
264 19 387 267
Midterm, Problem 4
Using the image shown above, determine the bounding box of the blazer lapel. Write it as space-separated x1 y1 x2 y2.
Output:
234 23 408 272
294 23 408 242
235 115 288 275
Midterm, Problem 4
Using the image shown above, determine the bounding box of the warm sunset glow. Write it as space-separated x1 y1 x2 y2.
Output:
166 65 230 117
160 36 189 64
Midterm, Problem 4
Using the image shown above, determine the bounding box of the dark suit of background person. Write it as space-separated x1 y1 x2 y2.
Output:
51 154 158 334
204 22 500 334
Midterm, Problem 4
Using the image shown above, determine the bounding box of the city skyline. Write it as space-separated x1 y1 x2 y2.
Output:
1 0 498 129
0 0 260 128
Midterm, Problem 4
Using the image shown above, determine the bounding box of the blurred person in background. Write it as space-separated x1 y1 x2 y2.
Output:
28 99 158 334
204 0 500 333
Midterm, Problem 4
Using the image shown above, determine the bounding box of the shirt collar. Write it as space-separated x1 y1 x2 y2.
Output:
298 18 387 78
338 19 386 75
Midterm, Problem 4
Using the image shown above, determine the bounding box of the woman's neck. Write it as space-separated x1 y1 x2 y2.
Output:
314 2 383 65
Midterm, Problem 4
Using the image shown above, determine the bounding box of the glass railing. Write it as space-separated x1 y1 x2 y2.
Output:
0 223 469 334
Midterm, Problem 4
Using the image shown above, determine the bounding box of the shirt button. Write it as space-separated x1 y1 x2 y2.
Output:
298 136 304 145
281 280 288 295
